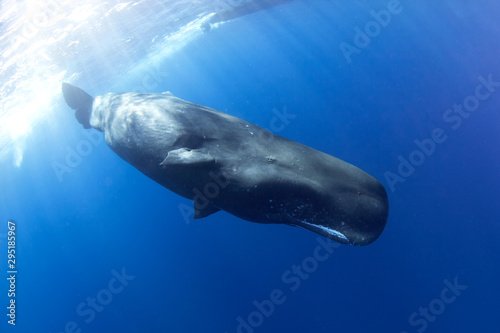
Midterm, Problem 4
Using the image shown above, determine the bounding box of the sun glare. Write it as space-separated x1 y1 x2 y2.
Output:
6 114 31 140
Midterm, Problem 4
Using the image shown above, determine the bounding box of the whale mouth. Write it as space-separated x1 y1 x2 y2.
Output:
296 221 350 244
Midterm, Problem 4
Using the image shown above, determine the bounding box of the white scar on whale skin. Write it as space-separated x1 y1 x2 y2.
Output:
299 221 349 242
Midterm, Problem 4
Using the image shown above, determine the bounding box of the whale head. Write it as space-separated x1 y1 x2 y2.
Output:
292 182 388 245
62 83 94 129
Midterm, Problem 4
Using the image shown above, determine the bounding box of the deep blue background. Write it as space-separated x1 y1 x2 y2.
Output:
1 1 499 332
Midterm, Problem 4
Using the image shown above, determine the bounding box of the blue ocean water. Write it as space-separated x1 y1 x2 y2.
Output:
1 0 499 332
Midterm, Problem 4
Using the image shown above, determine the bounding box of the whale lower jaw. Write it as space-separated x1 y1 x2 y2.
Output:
295 221 351 245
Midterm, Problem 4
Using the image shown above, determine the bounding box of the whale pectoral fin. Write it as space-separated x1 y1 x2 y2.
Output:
159 148 214 166
194 204 220 219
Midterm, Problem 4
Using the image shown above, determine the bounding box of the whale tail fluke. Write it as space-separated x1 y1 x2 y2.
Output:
62 82 94 129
